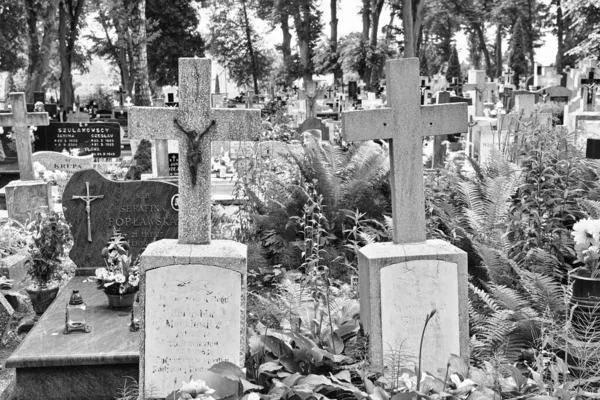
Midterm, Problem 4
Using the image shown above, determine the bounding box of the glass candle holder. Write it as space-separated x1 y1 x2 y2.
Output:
64 290 91 334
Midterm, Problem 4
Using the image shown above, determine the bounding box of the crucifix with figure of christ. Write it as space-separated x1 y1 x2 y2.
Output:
129 58 261 245
0 93 49 181
463 70 497 116
342 58 468 244
71 182 104 242
581 70 600 111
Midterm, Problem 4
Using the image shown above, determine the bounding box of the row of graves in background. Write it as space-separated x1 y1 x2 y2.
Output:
3 57 472 400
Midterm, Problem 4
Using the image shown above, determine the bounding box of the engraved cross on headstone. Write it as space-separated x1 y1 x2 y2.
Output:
0 93 49 180
129 58 261 245
71 181 104 243
463 70 497 116
342 58 468 244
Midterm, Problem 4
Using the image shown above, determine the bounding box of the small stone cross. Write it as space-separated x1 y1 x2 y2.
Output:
0 93 49 180
463 70 497 116
116 86 126 106
244 90 255 109
129 58 261 245
71 181 104 243
581 70 600 109
448 77 462 96
342 58 468 244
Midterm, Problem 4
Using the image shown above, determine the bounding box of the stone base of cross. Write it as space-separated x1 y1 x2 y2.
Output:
342 58 469 372
128 58 261 399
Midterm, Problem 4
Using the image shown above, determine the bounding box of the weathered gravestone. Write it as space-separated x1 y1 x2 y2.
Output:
35 122 121 158
32 151 94 201
62 169 179 275
500 93 553 131
342 58 469 372
299 117 329 140
129 58 261 398
0 93 52 224
0 295 14 343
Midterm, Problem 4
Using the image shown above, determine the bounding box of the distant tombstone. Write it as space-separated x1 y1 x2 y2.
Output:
449 96 472 105
167 92 175 103
538 85 573 104
27 103 58 120
35 122 121 158
299 117 329 140
348 81 358 100
62 169 179 275
67 110 90 123
168 153 178 176
32 151 94 201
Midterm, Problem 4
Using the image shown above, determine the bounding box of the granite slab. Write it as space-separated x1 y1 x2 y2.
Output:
6 276 139 369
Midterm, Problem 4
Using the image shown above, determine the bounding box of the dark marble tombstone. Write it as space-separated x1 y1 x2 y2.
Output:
299 117 329 140
34 122 121 158
449 96 473 105
348 81 358 100
168 153 178 176
62 169 179 275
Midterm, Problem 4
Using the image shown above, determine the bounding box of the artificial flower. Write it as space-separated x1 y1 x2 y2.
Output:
572 218 598 247
114 274 126 283
129 275 139 287
179 379 215 399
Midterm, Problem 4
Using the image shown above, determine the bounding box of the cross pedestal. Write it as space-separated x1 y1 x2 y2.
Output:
0 93 52 224
342 58 469 372
129 58 261 399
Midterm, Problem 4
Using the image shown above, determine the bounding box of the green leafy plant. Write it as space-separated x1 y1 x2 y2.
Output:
0 219 30 259
27 212 72 288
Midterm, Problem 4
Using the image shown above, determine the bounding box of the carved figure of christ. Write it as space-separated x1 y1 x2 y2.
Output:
0 93 49 181
129 58 261 245
342 58 468 244
463 70 497 116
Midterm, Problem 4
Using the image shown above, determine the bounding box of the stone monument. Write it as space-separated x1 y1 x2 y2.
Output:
0 93 52 224
129 58 261 399
341 58 469 372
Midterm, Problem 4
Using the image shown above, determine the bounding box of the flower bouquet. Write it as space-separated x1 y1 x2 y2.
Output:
93 237 140 307
571 218 600 278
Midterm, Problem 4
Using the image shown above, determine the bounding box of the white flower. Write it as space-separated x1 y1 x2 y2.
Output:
179 379 215 399
114 274 126 283
572 219 599 247
128 274 139 287
95 268 108 279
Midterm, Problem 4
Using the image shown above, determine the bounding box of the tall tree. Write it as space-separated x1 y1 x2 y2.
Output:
290 0 322 85
402 0 425 58
58 0 86 108
509 17 528 85
0 0 27 73
129 0 152 105
24 0 59 101
446 45 461 84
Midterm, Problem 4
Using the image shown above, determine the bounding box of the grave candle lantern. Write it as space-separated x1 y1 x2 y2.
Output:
64 289 91 334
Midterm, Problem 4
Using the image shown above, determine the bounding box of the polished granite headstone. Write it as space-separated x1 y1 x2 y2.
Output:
5 276 138 400
34 122 121 158
62 169 178 275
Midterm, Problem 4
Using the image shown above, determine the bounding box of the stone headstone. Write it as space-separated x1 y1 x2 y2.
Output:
32 151 94 201
342 58 469 372
299 117 329 140
62 169 179 275
129 58 261 398
0 294 14 341
539 85 574 104
35 122 121 158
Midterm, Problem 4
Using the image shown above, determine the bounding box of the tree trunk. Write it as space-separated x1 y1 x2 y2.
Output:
330 0 343 86
495 23 502 78
292 1 313 85
58 0 85 109
402 0 418 58
555 0 564 74
130 0 152 106
241 0 259 93
280 10 293 86
25 0 58 102
473 22 491 76
367 0 385 89
526 0 535 74
362 0 370 42
413 0 425 55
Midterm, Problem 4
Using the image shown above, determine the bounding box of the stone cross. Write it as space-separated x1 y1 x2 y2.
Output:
581 70 600 110
463 70 497 116
431 91 452 168
0 93 49 180
244 90 255 109
448 77 462 96
150 98 171 178
504 68 515 85
467 115 478 158
129 58 261 244
71 181 104 242
116 86 126 106
342 58 468 244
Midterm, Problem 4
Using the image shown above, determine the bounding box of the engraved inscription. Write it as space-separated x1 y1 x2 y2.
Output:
145 264 242 398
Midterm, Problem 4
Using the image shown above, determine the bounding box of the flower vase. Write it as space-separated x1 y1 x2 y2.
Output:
570 273 600 339
105 292 137 309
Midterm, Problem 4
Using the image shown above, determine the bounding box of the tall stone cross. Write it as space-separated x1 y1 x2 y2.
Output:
463 70 497 116
504 68 515 85
0 93 49 180
116 86 126 106
581 70 600 111
342 58 468 244
244 90 255 109
129 58 261 244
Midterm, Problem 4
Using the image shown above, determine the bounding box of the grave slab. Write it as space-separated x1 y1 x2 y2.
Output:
139 239 247 399
5 276 138 400
5 180 53 225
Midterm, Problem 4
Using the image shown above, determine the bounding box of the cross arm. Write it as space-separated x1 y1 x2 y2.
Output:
342 108 394 141
462 83 479 92
128 107 179 140
420 103 468 137
211 108 262 141
26 113 49 127
0 114 14 127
